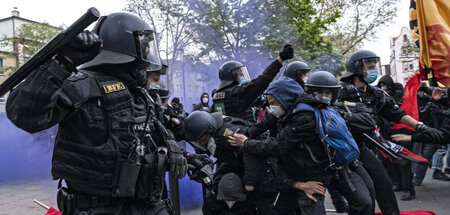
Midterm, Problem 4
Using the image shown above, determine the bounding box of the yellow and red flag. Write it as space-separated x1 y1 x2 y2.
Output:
410 0 450 87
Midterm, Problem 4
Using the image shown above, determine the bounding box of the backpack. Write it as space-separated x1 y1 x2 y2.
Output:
293 103 360 166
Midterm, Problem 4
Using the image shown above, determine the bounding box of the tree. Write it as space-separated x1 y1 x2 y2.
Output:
321 0 400 56
187 0 269 61
1 22 61 75
126 0 196 92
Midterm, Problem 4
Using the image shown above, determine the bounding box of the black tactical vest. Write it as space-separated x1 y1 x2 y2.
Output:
212 86 255 122
52 71 165 199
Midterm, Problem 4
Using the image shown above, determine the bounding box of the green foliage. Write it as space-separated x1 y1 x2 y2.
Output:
323 0 400 56
126 0 399 80
187 0 269 61
1 22 61 69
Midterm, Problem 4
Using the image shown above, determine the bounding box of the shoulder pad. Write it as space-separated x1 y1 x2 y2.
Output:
66 71 89 82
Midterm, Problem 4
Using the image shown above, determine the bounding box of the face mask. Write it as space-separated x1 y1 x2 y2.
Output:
206 138 216 155
268 105 286 118
194 137 216 154
319 96 332 106
149 82 160 90
239 77 250 86
381 85 388 91
202 98 209 104
225 201 236 209
302 77 308 85
364 70 378 84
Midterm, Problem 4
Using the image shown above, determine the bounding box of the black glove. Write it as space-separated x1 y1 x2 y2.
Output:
279 44 294 61
167 140 188 179
56 30 102 71
418 124 444 143
185 152 212 167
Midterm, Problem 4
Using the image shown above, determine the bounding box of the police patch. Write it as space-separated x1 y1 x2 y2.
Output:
223 128 231 137
213 92 225 100
103 82 126 94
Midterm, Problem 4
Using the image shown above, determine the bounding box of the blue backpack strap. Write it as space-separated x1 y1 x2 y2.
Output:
293 103 315 113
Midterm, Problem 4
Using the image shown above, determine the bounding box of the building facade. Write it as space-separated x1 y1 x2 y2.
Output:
0 8 38 112
168 60 208 113
389 27 420 86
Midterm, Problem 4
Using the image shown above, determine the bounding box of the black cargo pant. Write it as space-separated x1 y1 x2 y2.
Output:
359 145 400 215
329 163 375 215
274 189 326 215
63 198 170 215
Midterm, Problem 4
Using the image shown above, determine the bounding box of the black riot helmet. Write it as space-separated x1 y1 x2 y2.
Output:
284 61 311 87
217 61 250 90
341 50 380 82
81 12 162 83
184 111 218 141
305 71 341 103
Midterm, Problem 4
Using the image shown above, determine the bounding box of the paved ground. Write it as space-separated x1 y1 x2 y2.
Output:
1 170 449 215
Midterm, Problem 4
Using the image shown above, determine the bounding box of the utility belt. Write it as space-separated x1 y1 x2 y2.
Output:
57 187 118 214
57 186 172 215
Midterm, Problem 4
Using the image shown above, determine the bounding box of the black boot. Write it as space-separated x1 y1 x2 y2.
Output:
400 190 416 201
432 170 450 181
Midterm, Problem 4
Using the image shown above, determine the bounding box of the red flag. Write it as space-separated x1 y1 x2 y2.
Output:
392 74 421 130
46 207 62 215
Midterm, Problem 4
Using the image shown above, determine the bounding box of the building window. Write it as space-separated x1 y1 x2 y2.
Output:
402 49 407 55
403 35 407 40
409 64 414 70
0 58 4 75
0 95 5 103
403 62 408 71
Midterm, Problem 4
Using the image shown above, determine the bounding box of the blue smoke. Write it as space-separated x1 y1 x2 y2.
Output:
0 113 56 184
0 113 204 210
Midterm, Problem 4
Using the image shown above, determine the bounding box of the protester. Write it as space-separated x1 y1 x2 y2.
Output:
193 92 211 112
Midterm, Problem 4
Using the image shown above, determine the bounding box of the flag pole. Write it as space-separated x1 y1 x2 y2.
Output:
33 199 50 210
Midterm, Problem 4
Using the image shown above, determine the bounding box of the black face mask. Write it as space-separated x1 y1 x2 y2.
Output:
298 78 305 89
131 60 150 87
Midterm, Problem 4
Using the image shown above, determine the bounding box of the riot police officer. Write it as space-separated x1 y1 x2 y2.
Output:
184 111 263 214
145 63 186 141
6 12 187 215
338 50 442 214
283 60 311 88
212 44 294 122
305 71 375 215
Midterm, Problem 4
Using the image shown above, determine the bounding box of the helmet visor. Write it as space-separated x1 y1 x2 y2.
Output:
134 30 162 71
192 134 211 151
236 66 250 82
362 57 381 73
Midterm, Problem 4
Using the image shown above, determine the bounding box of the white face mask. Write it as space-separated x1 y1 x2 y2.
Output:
207 138 216 155
202 97 209 104
302 77 308 84
225 201 236 209
267 105 285 118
